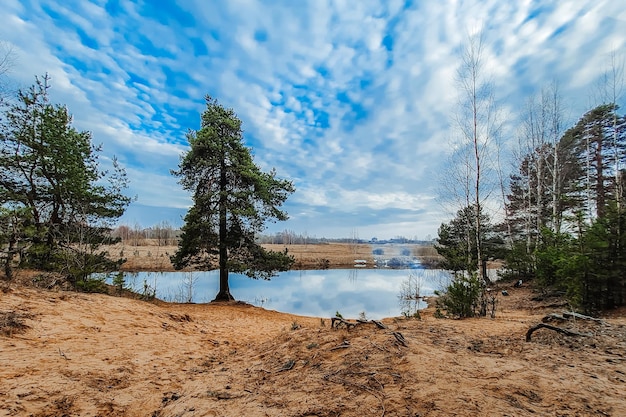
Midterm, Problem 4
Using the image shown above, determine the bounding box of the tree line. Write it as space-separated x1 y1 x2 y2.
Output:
436 35 625 316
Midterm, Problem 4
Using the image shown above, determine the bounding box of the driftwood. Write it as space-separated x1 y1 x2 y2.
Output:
331 317 357 329
562 311 607 325
541 311 608 325
331 317 388 330
525 323 593 342
392 332 408 347
542 313 567 323
372 320 388 329
541 311 607 325
330 317 406 351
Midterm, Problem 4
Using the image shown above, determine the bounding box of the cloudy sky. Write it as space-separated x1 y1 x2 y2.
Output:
1 1 625 240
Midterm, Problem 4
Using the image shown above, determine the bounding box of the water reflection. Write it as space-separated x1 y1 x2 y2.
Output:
117 269 452 319
347 268 358 283
398 271 429 318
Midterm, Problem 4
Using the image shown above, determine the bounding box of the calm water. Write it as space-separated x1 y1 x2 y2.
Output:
114 268 452 319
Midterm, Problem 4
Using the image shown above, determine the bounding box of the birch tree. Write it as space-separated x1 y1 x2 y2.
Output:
452 32 501 283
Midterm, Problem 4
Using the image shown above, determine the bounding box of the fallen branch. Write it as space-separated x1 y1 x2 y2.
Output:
331 317 388 330
525 323 593 342
392 332 408 347
369 340 389 352
330 317 407 349
58 348 70 360
330 340 351 351
562 311 607 325
372 320 388 329
542 313 567 323
331 317 357 329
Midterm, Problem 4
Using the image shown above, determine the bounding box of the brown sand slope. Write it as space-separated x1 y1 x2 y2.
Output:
1 279 625 417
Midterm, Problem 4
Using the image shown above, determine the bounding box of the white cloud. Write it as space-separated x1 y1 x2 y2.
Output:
1 0 625 238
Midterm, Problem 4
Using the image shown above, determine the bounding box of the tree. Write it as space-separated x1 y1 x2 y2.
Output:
435 204 503 275
151 220 174 246
563 104 626 220
594 51 625 210
449 31 502 284
171 96 295 301
0 205 33 280
534 205 626 314
503 101 626 312
516 84 568 238
435 205 504 318
0 40 15 102
0 75 130 283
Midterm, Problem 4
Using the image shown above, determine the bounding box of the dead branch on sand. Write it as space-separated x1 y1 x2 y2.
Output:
525 323 593 342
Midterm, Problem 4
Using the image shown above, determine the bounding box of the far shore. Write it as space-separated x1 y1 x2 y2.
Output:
110 241 442 272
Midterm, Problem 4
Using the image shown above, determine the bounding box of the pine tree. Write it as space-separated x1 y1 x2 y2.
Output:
0 75 130 283
564 104 626 220
171 96 295 301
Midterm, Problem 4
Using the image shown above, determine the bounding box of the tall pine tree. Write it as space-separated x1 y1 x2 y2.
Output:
171 96 295 301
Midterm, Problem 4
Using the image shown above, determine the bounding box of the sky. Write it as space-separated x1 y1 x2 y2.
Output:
1 1 625 240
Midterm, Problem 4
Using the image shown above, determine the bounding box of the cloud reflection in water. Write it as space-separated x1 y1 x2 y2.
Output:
122 269 452 319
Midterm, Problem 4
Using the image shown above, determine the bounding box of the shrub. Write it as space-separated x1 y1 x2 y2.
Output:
435 273 484 318
75 275 108 293
112 272 126 295
0 311 32 337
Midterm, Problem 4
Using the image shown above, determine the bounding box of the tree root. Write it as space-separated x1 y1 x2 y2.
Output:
525 323 593 342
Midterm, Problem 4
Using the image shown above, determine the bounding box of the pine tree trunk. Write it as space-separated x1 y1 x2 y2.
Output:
215 159 234 302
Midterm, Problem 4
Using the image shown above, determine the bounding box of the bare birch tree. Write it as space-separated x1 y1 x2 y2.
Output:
0 41 16 104
546 82 566 233
453 31 501 283
507 81 566 261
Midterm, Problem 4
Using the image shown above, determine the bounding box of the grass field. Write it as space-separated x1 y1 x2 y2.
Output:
108 241 441 271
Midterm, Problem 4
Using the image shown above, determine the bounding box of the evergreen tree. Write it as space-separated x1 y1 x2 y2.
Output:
435 205 502 279
564 104 626 219
171 96 295 301
0 76 130 283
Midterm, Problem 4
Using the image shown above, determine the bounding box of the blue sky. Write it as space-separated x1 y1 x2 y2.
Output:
1 1 625 240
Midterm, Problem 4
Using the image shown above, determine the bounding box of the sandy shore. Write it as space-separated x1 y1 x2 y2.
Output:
1 270 625 416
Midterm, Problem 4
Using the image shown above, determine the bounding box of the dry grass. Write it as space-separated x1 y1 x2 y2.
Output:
109 241 435 271
264 243 375 269
0 310 32 337
107 242 178 271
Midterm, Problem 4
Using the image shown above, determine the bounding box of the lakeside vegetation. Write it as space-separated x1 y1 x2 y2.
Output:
1 40 624 318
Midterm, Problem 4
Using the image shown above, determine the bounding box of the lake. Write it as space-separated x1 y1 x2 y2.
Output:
114 268 453 319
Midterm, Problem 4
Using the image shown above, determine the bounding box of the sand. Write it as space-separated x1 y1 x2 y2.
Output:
1 271 625 417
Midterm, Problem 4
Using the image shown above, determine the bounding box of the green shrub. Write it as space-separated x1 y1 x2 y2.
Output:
75 275 107 293
112 272 126 295
435 273 483 318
